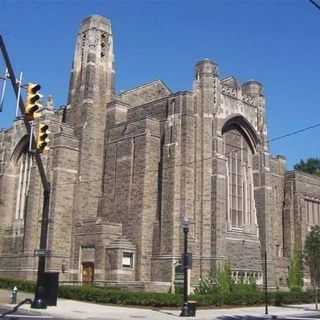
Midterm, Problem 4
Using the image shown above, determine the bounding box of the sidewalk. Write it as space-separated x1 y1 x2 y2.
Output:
0 289 319 320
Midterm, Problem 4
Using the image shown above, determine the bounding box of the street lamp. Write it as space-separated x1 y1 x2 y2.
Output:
264 249 268 315
180 216 195 317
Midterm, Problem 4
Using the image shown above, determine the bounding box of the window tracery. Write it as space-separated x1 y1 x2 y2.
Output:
224 128 257 231
15 150 32 221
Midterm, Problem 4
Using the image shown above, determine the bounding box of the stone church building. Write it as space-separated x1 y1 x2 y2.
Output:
0 15 319 291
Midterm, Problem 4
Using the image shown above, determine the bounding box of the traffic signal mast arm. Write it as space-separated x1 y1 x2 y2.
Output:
0 34 51 309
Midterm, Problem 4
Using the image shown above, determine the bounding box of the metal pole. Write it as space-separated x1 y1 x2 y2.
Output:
183 227 188 305
15 72 23 117
264 249 268 315
0 68 7 112
180 223 190 317
32 188 50 308
28 122 34 152
0 34 50 309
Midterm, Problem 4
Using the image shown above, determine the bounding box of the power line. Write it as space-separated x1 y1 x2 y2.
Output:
310 0 320 11
267 122 320 143
49 120 320 188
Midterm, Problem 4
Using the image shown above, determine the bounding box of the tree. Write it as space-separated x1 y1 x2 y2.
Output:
304 225 320 310
288 248 304 292
216 262 233 295
294 158 320 176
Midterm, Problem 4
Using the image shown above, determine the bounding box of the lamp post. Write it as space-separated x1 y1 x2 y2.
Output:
264 249 268 315
180 216 194 317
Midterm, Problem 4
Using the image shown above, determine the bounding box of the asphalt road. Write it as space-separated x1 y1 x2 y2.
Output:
217 313 320 320
0 306 65 320
283 313 320 319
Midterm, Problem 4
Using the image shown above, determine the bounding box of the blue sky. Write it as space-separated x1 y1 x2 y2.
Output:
1 0 320 168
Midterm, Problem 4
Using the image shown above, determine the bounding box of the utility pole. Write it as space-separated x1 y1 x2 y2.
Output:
0 35 50 309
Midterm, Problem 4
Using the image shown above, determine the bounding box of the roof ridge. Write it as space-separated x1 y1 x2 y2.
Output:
119 79 171 95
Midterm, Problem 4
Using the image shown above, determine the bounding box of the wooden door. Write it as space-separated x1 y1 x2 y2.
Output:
82 262 94 284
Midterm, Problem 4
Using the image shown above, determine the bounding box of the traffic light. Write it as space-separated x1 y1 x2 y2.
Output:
25 83 41 120
37 123 50 152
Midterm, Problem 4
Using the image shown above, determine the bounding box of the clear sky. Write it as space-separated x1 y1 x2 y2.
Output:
1 0 320 169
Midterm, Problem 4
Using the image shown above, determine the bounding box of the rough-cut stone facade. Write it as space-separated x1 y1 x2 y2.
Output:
0 15 318 291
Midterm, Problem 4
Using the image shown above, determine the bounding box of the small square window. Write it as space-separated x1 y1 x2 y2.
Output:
122 252 134 268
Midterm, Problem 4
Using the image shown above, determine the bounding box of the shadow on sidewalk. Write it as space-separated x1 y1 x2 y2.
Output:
152 308 180 318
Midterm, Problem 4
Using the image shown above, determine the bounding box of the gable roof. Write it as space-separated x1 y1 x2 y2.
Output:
119 80 172 107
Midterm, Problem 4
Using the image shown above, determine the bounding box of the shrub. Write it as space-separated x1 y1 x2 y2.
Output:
0 277 316 307
0 277 35 292
216 263 234 297
269 289 314 305
288 249 304 292
58 285 182 307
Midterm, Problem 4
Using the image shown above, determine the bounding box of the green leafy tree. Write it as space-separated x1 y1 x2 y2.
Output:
294 158 320 176
288 248 304 292
304 225 320 310
216 262 233 295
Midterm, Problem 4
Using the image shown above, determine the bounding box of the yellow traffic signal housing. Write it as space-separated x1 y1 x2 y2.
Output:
25 83 41 120
37 123 50 152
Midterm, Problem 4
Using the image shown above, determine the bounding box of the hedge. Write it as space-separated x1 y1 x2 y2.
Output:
193 289 316 307
58 285 182 307
0 277 317 307
0 277 35 293
0 278 181 307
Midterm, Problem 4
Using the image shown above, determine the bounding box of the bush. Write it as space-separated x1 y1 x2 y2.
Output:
0 277 35 292
288 249 304 292
269 289 314 306
58 285 182 307
194 264 263 306
192 288 316 307
0 277 316 307
194 269 317 307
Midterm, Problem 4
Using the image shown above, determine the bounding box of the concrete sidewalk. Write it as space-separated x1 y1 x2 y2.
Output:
0 289 319 320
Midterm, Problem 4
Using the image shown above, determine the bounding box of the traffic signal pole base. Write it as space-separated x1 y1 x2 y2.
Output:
180 302 196 317
31 284 47 309
31 298 47 309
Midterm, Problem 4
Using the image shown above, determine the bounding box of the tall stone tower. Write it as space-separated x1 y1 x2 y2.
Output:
68 15 114 220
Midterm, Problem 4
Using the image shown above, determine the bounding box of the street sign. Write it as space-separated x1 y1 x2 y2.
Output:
34 249 50 257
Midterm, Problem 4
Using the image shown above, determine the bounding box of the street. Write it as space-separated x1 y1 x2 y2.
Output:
0 306 66 320
1 290 320 320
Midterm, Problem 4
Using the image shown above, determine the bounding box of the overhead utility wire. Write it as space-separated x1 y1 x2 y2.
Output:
267 122 320 143
310 0 320 10
51 120 320 188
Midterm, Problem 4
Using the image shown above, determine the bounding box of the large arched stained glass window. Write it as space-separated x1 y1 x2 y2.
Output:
224 127 257 231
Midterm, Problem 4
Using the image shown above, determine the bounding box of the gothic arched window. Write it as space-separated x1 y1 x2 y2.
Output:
11 137 33 222
223 117 258 232
15 150 32 220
